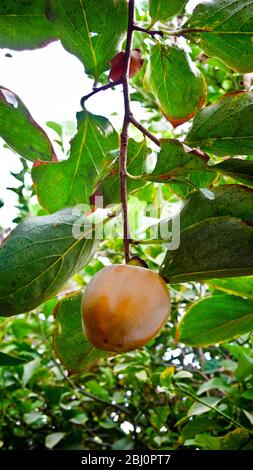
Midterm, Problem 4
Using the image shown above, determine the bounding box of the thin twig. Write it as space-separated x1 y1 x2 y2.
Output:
119 0 135 262
162 27 212 37
133 25 212 38
129 116 160 147
80 80 122 108
133 25 164 38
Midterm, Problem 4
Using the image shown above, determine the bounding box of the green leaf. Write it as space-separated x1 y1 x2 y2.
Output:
177 294 253 347
100 139 149 205
186 92 253 157
144 44 206 127
32 109 119 213
178 185 253 232
148 139 214 181
150 406 170 429
235 352 253 381
197 378 230 395
112 437 134 450
0 0 56 50
22 358 41 386
45 432 65 449
149 0 187 23
24 411 49 428
0 351 28 366
0 87 56 162
146 139 222 195
187 397 221 417
208 277 253 300
167 174 215 199
69 413 88 425
243 410 253 426
220 429 250 450
190 433 221 450
242 389 253 399
0 208 97 316
146 139 253 190
182 415 223 440
160 366 175 388
160 217 253 283
214 158 253 188
47 0 127 80
192 429 249 450
53 292 108 375
185 0 253 73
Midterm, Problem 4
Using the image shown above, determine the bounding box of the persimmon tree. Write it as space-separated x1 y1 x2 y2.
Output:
1 0 253 450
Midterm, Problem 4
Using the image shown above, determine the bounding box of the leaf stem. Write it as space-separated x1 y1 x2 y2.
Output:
119 0 135 263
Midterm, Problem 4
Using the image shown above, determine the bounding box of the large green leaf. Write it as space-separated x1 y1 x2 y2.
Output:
32 108 119 213
0 0 56 50
208 277 253 299
185 0 253 73
160 217 253 283
99 138 149 205
214 158 253 188
0 208 97 316
158 184 253 238
148 140 211 180
47 0 127 80
0 351 28 366
0 87 56 162
146 139 253 190
53 292 108 375
176 294 253 346
149 0 187 23
186 92 253 157
144 44 206 127
178 185 253 231
144 139 216 197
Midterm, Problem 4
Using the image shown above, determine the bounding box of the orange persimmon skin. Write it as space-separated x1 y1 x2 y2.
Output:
82 264 171 353
109 48 144 82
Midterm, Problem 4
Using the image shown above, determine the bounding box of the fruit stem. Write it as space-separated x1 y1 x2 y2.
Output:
120 0 135 263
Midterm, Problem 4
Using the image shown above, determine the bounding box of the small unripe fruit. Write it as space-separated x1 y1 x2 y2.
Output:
82 264 170 353
108 49 144 82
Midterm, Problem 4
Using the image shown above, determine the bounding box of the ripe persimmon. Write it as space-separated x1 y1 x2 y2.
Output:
82 264 170 353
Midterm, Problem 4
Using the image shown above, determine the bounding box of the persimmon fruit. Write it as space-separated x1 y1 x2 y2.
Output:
82 264 170 353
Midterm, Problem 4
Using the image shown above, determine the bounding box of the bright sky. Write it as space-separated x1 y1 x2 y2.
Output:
0 0 200 228
0 42 125 227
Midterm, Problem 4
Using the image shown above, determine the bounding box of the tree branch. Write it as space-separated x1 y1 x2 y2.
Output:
133 25 164 38
133 25 213 38
120 0 135 263
80 80 122 108
129 116 160 147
